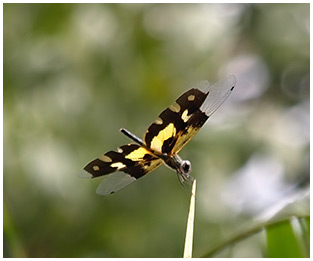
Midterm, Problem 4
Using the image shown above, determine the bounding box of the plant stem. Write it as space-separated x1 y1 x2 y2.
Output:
183 179 196 258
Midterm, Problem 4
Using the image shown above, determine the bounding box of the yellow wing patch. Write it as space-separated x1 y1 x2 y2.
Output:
99 155 112 163
169 102 181 113
188 94 195 101
93 165 100 171
181 109 192 123
172 125 200 153
110 162 126 169
125 147 152 161
151 123 176 152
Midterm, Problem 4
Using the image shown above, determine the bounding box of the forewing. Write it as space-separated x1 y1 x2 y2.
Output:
144 75 236 155
173 75 236 152
144 87 209 155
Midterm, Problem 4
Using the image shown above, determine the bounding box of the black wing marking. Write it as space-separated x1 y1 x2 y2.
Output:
84 144 163 179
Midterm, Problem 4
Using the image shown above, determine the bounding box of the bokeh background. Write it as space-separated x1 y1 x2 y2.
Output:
4 3 309 258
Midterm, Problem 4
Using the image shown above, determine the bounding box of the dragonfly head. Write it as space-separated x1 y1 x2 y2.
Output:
179 160 192 175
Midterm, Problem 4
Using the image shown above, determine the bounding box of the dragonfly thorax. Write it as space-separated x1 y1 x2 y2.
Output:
162 153 192 175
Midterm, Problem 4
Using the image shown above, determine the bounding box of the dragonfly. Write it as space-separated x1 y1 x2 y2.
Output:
83 75 236 195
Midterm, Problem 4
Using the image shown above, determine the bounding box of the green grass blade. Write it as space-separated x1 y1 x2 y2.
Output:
266 218 303 257
183 179 196 258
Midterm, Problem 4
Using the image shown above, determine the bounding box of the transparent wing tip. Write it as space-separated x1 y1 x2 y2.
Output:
200 74 236 117
196 80 210 91
227 74 237 89
96 172 136 196
78 171 92 179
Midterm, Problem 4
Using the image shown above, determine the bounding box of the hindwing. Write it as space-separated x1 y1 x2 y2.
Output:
84 144 162 180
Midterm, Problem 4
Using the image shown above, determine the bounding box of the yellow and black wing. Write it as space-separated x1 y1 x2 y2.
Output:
144 75 236 155
84 144 162 195
83 75 236 194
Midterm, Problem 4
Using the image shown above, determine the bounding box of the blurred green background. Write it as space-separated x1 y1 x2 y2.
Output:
4 3 309 258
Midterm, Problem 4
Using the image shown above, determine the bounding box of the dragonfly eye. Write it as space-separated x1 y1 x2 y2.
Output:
180 160 191 174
